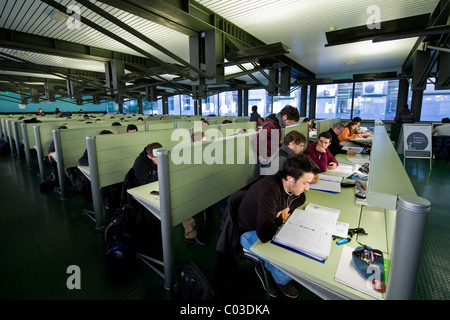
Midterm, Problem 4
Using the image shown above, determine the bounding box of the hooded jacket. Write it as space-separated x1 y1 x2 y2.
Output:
133 148 158 187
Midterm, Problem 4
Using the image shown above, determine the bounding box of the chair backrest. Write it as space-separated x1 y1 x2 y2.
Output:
227 190 248 228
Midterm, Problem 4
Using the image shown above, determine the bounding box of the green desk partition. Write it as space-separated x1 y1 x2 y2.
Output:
366 126 416 210
127 132 260 289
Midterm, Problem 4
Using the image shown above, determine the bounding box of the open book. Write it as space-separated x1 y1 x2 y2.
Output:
272 203 340 262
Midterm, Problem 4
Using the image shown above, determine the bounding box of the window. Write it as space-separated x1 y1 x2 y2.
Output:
122 99 138 114
181 94 195 116
420 80 450 121
354 80 399 121
273 90 300 114
248 89 268 117
316 80 399 121
218 91 238 116
142 99 162 115
201 94 218 115
316 83 352 120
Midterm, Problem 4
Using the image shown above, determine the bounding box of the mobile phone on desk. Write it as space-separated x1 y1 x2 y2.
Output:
150 190 159 195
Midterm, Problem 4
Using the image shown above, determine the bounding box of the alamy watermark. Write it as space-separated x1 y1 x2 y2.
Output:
167 121 280 175
66 265 81 289
366 5 381 30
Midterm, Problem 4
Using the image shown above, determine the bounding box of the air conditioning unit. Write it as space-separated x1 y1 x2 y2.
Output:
363 82 385 95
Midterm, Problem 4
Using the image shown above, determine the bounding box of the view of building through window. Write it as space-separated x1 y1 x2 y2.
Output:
105 78 448 122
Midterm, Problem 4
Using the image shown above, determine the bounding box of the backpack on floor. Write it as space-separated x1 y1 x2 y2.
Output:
104 204 137 262
170 261 215 300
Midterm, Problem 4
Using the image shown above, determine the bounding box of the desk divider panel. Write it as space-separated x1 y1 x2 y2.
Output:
158 132 260 228
315 118 342 136
153 132 260 288
85 129 184 228
146 122 176 131
283 123 310 143
218 121 256 136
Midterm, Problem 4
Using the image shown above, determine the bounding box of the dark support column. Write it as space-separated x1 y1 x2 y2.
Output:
396 79 410 111
309 84 317 119
300 85 308 117
237 89 243 116
411 90 424 122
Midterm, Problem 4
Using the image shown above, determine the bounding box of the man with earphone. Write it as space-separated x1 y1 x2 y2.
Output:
238 154 321 298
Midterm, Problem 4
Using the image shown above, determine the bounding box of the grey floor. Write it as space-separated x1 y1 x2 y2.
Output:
0 150 449 302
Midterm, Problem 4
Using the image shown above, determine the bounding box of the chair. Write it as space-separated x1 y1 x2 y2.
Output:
212 189 271 299
433 135 450 160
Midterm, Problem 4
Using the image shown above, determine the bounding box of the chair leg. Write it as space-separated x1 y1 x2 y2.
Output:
260 261 271 300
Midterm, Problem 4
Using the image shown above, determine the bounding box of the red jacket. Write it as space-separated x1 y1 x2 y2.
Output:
303 141 338 172
257 114 282 159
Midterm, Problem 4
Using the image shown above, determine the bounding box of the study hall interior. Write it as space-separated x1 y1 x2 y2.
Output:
0 0 449 302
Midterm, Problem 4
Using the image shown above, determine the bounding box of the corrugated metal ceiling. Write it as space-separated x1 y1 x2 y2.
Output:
0 0 446 102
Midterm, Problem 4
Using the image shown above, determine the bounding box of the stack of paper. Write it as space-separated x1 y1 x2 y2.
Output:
272 203 340 262
309 174 343 193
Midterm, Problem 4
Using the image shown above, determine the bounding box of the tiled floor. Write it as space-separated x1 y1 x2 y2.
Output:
0 151 448 301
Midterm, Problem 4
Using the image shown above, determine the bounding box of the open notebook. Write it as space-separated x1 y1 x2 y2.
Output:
272 203 340 262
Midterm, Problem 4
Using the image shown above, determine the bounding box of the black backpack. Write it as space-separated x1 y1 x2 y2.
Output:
104 205 137 262
171 261 215 300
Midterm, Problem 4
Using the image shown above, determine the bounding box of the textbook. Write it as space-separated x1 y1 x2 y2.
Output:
272 203 340 262
309 174 343 193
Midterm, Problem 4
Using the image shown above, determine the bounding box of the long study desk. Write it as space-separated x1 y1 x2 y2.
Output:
250 153 388 300
252 126 430 300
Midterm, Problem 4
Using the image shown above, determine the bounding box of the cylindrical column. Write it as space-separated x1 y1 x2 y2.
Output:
386 194 430 300
157 149 174 290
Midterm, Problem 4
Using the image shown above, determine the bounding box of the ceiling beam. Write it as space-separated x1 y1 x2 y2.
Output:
100 0 315 79
0 28 158 67
325 14 431 47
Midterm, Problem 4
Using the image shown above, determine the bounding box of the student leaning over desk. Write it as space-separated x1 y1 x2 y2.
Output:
132 142 207 248
338 119 371 142
238 154 321 298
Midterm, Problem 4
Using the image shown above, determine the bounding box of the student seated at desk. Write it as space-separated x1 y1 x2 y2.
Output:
76 130 114 204
132 142 207 248
338 119 371 143
303 131 338 172
238 154 320 298
327 123 356 156
278 130 306 169
258 105 300 159
126 124 138 132
301 117 316 132
433 117 450 136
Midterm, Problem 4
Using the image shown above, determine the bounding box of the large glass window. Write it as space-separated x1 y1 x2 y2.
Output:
218 91 238 116
142 99 162 115
201 94 218 115
180 94 195 116
273 90 300 114
248 89 269 117
122 99 138 114
316 80 399 121
420 80 450 121
316 83 352 120
353 80 399 120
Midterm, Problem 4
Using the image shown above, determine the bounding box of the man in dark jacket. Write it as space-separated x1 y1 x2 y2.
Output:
133 142 161 186
238 154 320 298
133 142 207 248
327 123 356 156
395 104 414 124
